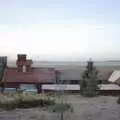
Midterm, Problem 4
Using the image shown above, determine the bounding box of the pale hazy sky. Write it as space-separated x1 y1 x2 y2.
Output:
0 0 120 61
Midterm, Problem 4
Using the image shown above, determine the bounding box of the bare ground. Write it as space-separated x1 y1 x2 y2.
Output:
0 95 120 120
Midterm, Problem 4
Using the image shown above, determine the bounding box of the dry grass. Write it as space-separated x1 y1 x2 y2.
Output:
0 93 55 110
0 95 120 120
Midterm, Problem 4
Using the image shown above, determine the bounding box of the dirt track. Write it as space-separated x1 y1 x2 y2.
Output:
0 95 120 120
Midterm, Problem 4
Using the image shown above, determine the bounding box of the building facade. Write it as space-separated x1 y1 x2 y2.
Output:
1 54 56 93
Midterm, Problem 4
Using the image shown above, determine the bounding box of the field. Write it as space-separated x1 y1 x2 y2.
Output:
0 94 120 120
1 61 120 120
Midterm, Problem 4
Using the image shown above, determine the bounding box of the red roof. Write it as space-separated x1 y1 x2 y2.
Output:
3 67 56 84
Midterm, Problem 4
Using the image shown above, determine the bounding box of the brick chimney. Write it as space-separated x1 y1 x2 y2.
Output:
16 54 26 72
16 54 33 72
26 59 33 72
17 54 26 61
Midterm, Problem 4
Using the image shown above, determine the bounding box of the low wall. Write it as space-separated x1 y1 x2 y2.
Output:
97 90 120 96
42 84 120 96
42 84 80 91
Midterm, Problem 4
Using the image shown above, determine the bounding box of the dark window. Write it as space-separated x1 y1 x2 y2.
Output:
55 71 61 83
70 80 79 84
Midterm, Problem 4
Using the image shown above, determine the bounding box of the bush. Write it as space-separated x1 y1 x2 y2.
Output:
18 98 54 108
18 93 55 108
0 95 19 110
0 93 55 110
83 90 98 97
52 102 71 113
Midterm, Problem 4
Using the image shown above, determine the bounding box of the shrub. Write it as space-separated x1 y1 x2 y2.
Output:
18 93 55 108
83 90 98 97
0 93 55 110
0 96 19 110
52 102 71 113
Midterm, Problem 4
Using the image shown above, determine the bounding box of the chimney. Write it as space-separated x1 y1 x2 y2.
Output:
16 54 27 72
17 54 26 61
26 59 33 72
16 54 33 72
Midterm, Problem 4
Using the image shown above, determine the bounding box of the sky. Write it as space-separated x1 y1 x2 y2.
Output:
0 0 120 61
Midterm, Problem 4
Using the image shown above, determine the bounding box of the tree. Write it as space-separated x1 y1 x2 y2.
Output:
0 63 6 92
80 59 99 97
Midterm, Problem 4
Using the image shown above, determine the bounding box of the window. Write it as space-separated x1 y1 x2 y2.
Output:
20 84 37 93
20 84 37 90
71 80 80 84
3 88 17 93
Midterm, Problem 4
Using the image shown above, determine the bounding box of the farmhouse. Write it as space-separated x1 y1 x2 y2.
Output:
0 55 120 95
1 54 56 93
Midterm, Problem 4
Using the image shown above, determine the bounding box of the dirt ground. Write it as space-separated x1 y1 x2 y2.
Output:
0 95 120 120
